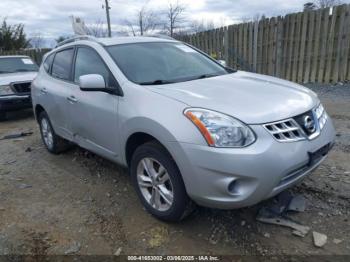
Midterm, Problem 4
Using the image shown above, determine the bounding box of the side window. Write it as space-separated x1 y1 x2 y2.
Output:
74 47 116 87
43 53 54 73
51 48 74 81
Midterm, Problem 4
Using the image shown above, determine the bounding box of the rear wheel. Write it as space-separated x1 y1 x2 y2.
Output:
38 111 71 154
130 141 193 222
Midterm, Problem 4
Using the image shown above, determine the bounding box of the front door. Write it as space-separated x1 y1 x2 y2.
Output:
68 46 120 160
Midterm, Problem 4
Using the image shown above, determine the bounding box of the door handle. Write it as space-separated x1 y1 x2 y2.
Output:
67 96 78 103
40 88 48 94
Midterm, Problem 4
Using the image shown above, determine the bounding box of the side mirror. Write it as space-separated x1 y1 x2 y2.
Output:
79 74 106 90
218 60 227 67
79 74 118 95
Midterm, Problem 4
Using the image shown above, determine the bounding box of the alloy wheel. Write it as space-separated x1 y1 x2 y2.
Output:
41 118 54 149
136 157 174 212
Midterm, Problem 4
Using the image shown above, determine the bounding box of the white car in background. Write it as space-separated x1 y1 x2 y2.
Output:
0 55 38 120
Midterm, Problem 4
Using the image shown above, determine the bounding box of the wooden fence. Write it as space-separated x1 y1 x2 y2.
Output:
0 48 50 65
178 4 350 84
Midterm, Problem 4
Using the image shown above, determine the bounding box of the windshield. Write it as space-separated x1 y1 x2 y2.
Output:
0 57 39 74
106 42 230 85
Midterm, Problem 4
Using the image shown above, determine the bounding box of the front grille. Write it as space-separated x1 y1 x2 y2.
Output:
264 119 304 142
264 104 328 143
11 82 31 93
294 110 316 135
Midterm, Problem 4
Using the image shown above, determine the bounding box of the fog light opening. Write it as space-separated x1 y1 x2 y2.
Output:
228 179 241 195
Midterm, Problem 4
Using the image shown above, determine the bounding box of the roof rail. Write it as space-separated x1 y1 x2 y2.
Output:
144 34 176 41
55 35 99 47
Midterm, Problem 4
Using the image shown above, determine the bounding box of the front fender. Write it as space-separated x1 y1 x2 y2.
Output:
120 117 179 165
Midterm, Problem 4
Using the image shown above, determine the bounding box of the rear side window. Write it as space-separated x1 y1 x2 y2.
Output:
74 47 116 87
52 48 74 81
43 53 54 73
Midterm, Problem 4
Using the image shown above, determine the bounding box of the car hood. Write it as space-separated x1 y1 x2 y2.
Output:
0 72 37 86
149 71 318 124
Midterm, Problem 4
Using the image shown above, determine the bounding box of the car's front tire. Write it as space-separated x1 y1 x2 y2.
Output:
130 141 193 222
38 111 71 154
0 112 7 121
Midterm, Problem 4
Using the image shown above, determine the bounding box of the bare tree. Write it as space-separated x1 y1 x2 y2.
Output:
315 0 343 8
164 0 186 37
125 4 159 36
189 19 215 33
30 33 45 48
86 19 109 37
241 13 266 23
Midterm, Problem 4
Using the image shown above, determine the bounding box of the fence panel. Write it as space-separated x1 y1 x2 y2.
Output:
177 4 350 83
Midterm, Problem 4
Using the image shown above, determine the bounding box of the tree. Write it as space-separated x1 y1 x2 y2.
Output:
30 33 45 48
164 0 186 37
86 19 109 37
241 13 266 23
304 2 317 11
55 36 69 44
0 19 29 51
315 0 343 8
190 19 215 33
125 4 159 36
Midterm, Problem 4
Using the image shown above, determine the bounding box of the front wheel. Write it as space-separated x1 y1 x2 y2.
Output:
0 112 7 121
130 141 193 222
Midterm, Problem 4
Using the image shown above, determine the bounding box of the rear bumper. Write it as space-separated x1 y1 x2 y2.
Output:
0 94 32 112
167 118 336 209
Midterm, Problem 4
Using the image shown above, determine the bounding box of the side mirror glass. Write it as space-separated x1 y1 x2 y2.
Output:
79 74 106 90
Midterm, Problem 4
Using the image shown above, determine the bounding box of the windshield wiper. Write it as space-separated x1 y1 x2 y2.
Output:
196 73 220 80
139 79 174 85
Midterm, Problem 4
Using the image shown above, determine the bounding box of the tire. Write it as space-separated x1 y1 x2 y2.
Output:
130 141 193 222
0 112 7 121
38 111 71 154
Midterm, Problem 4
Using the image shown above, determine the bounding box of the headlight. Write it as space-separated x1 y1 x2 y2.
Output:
184 108 256 148
0 85 14 95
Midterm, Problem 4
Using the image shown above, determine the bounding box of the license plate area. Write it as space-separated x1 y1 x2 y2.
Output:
308 143 331 166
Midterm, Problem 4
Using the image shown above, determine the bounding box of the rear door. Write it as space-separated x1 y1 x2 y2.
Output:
41 48 76 140
69 46 119 160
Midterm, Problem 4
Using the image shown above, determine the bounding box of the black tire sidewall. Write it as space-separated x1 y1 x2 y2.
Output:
0 112 7 121
130 142 189 222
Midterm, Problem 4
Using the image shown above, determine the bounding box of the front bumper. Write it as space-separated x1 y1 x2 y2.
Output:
167 118 336 209
0 94 32 112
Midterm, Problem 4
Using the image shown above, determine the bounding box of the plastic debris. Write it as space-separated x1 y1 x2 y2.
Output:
256 207 310 237
0 131 33 140
313 231 327 247
287 195 306 212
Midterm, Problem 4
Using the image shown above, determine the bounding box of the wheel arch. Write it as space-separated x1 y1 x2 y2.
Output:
123 118 176 166
34 104 46 122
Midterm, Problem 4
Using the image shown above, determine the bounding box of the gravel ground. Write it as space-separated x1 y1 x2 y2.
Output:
0 83 349 257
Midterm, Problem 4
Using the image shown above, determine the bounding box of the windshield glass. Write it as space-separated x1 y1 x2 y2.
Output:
107 42 230 85
0 57 38 74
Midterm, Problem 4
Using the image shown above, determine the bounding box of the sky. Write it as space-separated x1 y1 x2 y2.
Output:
1 0 350 46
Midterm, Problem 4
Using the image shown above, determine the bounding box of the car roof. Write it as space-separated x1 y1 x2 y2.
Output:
0 55 30 59
98 36 178 46
56 36 179 50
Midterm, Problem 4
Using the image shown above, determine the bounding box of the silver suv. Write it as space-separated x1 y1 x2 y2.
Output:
32 36 335 221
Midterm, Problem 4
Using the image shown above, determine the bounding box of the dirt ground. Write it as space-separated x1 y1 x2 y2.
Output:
0 84 349 257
